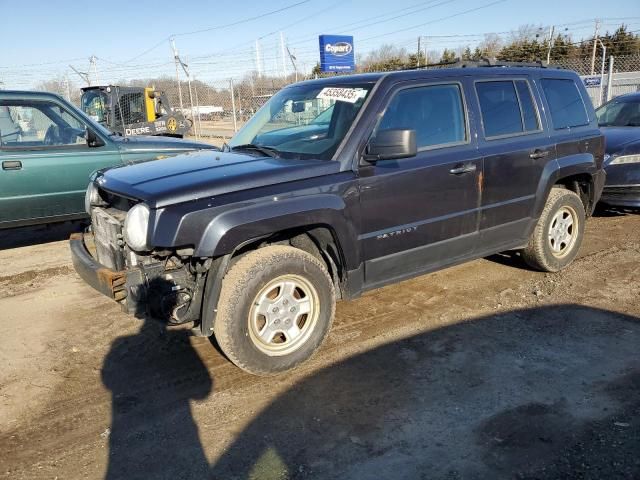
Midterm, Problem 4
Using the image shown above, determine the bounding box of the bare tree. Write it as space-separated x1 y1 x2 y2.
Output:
36 76 80 105
478 33 503 58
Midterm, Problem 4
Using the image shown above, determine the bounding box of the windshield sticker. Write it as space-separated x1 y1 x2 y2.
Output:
316 87 366 104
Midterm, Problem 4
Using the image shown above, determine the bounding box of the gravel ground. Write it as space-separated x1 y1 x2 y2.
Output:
0 209 638 479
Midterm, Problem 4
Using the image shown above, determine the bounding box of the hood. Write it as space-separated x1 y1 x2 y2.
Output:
601 127 640 154
111 134 217 154
97 150 341 208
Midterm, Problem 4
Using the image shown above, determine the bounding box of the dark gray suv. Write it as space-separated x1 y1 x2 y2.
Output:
72 64 606 375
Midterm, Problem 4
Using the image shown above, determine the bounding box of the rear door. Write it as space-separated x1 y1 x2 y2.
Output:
0 98 121 226
472 76 555 248
357 79 481 288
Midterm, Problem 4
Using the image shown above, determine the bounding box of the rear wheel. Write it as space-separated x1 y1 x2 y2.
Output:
213 245 335 376
522 187 586 272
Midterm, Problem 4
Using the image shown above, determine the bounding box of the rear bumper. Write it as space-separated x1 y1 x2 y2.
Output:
69 232 128 301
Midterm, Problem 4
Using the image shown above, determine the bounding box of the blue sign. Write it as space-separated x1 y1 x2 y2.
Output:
319 35 355 73
583 76 601 87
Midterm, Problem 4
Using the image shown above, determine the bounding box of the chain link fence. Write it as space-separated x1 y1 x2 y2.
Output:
566 55 640 107
7 55 640 144
149 74 314 145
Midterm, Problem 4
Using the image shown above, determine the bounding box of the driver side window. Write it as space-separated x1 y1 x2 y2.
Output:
377 84 467 150
0 101 86 149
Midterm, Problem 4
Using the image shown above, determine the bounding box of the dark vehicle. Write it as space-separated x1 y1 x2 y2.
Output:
81 85 192 138
595 91 640 208
0 90 215 229
72 65 605 375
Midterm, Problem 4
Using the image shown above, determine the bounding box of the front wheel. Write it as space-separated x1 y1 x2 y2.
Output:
213 245 335 376
521 187 586 272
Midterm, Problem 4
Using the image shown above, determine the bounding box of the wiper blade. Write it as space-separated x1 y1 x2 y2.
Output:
230 143 280 158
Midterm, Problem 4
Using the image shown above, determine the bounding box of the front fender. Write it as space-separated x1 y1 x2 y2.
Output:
194 194 359 270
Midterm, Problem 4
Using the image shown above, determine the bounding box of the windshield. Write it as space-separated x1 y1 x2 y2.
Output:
81 90 109 124
70 93 113 137
228 83 373 160
596 98 640 127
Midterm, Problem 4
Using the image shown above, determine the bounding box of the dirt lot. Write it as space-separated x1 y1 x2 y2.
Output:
0 210 638 480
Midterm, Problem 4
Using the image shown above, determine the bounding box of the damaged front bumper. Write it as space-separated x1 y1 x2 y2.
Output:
70 232 145 313
70 231 210 328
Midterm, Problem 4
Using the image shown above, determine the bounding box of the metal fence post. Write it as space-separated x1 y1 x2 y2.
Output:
606 56 614 102
230 78 238 133
599 46 606 106
194 81 203 139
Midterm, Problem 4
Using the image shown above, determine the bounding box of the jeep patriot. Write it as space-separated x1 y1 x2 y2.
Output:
71 64 606 375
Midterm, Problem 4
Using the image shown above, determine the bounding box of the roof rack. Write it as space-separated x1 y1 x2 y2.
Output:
457 58 561 68
407 57 565 71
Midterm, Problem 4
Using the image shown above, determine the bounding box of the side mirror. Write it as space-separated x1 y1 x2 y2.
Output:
87 128 105 148
292 101 306 113
364 129 417 162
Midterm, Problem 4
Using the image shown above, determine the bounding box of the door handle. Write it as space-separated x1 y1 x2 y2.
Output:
449 163 476 175
529 149 549 159
2 160 22 170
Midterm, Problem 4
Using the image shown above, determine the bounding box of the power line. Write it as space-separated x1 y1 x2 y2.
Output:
360 0 509 42
120 0 313 64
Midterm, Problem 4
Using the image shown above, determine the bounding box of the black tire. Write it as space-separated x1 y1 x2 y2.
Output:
213 245 335 376
522 187 586 272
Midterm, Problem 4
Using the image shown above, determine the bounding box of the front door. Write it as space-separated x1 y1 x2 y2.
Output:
0 99 121 226
358 80 481 289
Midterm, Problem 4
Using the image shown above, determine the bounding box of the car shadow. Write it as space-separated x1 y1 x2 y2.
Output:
484 249 531 270
0 221 86 250
209 304 640 480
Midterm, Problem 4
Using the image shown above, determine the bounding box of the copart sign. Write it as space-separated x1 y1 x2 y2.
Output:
319 35 355 73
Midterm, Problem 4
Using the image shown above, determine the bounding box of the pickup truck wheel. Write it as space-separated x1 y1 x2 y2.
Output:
522 187 585 272
214 245 335 376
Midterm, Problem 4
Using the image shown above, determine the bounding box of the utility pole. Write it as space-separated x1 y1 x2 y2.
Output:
590 19 600 75
280 32 287 78
89 55 99 85
255 39 262 76
423 36 428 65
546 25 555 64
171 37 184 111
286 46 298 82
172 39 198 138
417 36 421 67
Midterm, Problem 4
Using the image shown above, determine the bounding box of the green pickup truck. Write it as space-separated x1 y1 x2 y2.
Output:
0 90 215 229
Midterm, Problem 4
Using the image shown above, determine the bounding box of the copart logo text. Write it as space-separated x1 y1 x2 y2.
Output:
325 42 353 56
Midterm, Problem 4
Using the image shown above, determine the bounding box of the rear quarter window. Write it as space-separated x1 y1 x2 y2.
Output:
541 78 589 129
475 79 541 138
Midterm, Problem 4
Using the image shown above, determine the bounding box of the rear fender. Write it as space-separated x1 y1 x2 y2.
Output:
532 153 598 220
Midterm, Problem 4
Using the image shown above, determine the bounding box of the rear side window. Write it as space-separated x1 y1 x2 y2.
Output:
378 84 466 150
515 80 540 131
476 80 540 138
541 78 589 129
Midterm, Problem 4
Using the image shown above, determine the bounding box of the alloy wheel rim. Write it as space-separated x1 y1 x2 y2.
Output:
548 206 578 258
248 274 320 356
